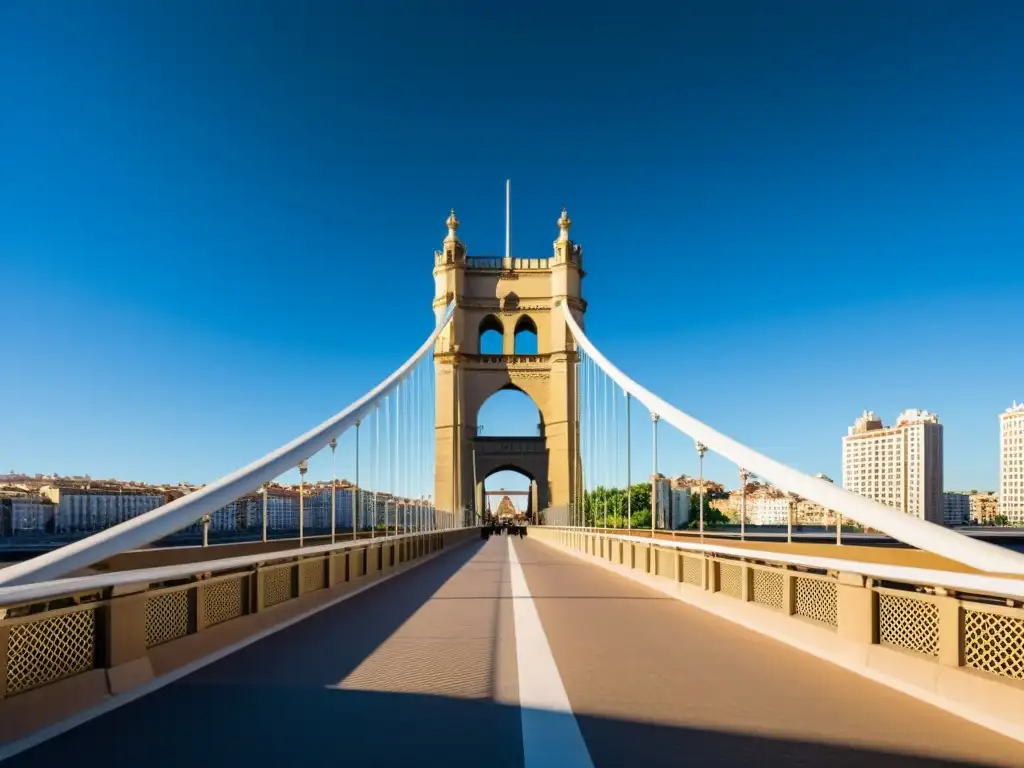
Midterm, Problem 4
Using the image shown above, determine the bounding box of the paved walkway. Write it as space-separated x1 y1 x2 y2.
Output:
6 535 1024 766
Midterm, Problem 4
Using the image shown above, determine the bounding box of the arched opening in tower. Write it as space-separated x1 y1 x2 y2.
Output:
478 314 504 355
514 315 538 355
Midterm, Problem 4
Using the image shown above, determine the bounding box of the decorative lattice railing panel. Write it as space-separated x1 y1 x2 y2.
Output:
878 593 939 657
718 562 743 599
795 577 837 628
6 610 96 695
203 578 246 627
682 556 703 587
964 608 1024 681
263 567 293 608
145 591 190 648
301 559 326 594
752 569 784 609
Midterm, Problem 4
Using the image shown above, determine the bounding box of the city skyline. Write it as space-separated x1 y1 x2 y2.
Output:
5 394 1015 500
3 395 1021 497
3 3 1023 492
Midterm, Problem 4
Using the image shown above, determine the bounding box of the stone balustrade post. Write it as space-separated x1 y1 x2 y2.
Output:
782 571 796 616
836 571 877 643
101 584 154 694
935 590 964 668
705 558 719 592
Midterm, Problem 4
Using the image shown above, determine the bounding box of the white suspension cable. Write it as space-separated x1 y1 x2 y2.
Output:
581 354 587 524
598 362 606 528
612 378 618 528
559 301 1024 574
589 352 597 525
396 386 400 530
414 366 420 528
0 306 455 586
592 352 599 523
373 400 381 537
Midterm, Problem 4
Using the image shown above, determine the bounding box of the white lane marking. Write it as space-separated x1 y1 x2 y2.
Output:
0 546 456 764
508 537 594 768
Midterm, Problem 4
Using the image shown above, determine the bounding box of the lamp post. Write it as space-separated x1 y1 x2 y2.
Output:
651 413 660 535
202 513 210 548
261 483 268 543
625 392 632 532
788 493 801 544
329 438 338 544
696 442 707 539
738 468 749 541
298 459 308 547
354 420 361 540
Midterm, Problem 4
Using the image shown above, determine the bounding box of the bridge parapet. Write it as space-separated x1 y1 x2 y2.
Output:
534 527 1024 742
0 528 479 743
467 353 550 367
473 436 546 455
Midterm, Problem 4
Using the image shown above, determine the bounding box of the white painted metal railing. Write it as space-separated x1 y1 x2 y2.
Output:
561 302 1024 575
0 305 456 587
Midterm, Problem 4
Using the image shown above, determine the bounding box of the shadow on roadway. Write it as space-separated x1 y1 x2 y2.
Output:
4 688 1005 768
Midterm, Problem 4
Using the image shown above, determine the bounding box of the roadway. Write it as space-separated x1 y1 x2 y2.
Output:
6 535 1024 767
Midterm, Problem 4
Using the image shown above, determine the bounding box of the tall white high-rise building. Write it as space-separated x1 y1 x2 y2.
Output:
1000 402 1024 525
842 409 944 524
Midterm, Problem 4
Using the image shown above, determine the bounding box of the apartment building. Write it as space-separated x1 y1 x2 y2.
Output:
842 409 944 524
651 475 691 529
1000 402 1024 525
652 474 671 529
670 486 691 528
943 492 971 526
970 492 1000 525
725 485 787 526
0 492 55 534
39 483 165 534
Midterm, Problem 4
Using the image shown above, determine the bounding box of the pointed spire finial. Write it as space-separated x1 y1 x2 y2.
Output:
445 208 460 241
557 206 571 241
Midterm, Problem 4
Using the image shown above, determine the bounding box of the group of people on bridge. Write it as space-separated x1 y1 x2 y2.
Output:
481 520 527 539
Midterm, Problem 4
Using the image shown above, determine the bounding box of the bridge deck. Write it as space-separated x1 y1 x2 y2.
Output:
7 537 1024 767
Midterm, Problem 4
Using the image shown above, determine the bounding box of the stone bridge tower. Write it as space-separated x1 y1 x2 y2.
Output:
432 206 585 525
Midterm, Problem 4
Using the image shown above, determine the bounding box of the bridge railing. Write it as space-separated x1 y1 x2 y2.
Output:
538 526 1024 740
561 301 1024 575
0 527 480 742
0 306 456 588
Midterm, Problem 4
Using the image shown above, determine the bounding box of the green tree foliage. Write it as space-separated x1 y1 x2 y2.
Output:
685 493 729 529
582 483 652 528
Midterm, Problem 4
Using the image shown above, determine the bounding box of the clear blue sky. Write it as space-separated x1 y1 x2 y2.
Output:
2 2 1022 497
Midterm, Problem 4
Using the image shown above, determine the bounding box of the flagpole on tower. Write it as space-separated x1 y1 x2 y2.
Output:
505 179 511 259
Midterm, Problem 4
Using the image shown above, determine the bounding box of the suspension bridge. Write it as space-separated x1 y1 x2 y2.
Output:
1 204 1023 766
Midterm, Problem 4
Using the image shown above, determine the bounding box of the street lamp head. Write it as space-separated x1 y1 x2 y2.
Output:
329 438 337 451
298 459 308 474
695 441 707 457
